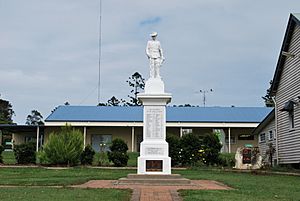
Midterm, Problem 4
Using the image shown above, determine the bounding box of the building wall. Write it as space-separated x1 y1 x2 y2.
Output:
276 23 300 164
43 126 257 153
45 126 139 152
12 133 37 145
86 127 133 151
12 133 25 145
223 128 258 153
257 119 276 165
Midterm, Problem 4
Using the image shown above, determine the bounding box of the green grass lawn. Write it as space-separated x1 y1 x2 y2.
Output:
174 169 300 201
0 188 131 201
2 151 16 164
1 152 300 201
0 167 135 186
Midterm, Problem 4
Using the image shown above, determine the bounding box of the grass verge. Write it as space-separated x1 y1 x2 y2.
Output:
174 169 300 201
0 167 135 186
0 187 131 201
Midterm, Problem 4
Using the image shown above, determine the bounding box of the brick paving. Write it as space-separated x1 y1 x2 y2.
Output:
72 180 231 201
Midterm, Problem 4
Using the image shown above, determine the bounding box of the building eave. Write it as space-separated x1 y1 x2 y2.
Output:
252 109 275 135
271 13 300 96
44 121 259 128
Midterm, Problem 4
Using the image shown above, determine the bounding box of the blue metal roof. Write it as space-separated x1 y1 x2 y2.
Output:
45 106 272 123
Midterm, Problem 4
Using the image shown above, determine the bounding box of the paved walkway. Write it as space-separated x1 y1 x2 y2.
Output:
73 180 231 201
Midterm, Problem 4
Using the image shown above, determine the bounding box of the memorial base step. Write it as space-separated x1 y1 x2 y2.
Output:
117 174 191 185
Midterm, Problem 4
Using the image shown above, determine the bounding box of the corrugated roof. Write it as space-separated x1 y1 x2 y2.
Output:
45 106 272 123
252 109 275 135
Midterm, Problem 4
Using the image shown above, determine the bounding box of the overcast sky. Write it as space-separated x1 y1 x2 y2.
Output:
1 0 299 124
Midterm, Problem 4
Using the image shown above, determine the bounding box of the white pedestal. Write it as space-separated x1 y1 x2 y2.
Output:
137 78 172 175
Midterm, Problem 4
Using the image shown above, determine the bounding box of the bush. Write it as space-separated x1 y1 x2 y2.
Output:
218 153 235 167
166 134 181 166
80 145 95 165
180 133 203 165
202 133 222 165
0 145 4 163
109 138 128 152
13 142 36 164
107 138 129 167
39 125 83 166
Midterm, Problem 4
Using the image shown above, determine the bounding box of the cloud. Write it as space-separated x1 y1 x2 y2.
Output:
139 17 162 26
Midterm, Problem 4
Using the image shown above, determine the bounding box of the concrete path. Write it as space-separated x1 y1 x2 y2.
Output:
73 180 231 201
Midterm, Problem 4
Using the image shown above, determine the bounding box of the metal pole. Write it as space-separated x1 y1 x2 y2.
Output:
83 126 87 148
272 97 279 165
131 127 135 152
228 127 231 153
36 126 40 152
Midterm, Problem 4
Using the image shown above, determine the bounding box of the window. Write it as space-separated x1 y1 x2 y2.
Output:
225 136 236 144
274 129 276 140
92 134 112 152
182 128 193 135
238 134 254 140
25 136 36 143
269 130 274 141
289 110 295 130
259 133 266 143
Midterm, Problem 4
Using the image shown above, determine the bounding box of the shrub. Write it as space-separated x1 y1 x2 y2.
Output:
107 138 129 167
180 133 203 165
39 125 83 166
109 138 128 152
95 152 111 166
37 150 50 165
202 133 222 165
218 153 235 167
80 145 95 165
13 142 36 164
166 134 181 166
0 145 4 163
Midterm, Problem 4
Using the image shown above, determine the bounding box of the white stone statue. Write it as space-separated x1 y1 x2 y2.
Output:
146 32 165 79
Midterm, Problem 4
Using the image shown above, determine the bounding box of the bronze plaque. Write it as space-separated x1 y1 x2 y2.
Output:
146 160 163 172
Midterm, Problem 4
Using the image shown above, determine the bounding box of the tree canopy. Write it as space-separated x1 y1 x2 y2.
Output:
262 80 275 107
0 96 14 124
26 110 44 125
126 72 145 106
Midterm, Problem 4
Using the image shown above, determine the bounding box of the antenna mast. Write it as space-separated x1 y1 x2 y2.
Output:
199 89 213 107
97 0 102 104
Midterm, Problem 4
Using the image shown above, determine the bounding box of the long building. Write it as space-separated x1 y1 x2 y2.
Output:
2 105 271 153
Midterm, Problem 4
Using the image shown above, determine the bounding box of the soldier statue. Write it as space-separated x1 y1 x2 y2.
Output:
146 32 165 79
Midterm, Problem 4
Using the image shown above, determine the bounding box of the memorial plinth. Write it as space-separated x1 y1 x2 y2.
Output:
137 78 172 175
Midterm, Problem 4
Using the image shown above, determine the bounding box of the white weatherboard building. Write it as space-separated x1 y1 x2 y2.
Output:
254 13 300 166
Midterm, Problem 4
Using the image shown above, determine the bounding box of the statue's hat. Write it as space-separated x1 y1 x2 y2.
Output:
150 32 158 37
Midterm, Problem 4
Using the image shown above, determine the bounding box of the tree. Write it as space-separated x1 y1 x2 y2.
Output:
0 96 14 124
126 72 145 106
262 80 275 107
107 138 129 167
97 102 107 106
202 133 222 165
26 110 44 125
97 96 126 106
107 96 125 106
38 125 83 166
